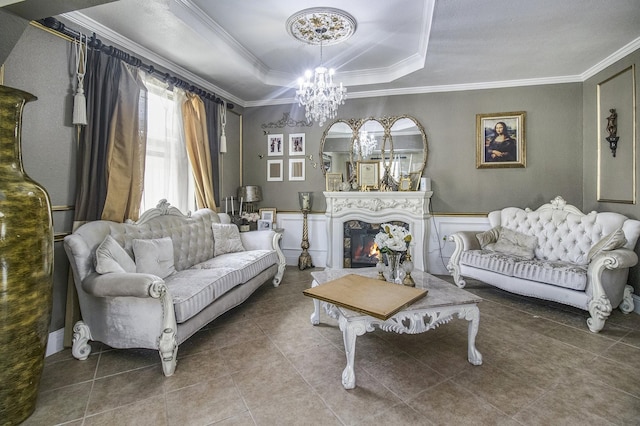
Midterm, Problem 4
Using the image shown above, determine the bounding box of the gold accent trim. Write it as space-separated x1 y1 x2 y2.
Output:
596 64 637 204
52 205 75 212
0 64 4 85
54 232 69 242
30 20 75 43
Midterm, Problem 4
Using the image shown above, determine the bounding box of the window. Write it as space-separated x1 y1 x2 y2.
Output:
140 77 196 214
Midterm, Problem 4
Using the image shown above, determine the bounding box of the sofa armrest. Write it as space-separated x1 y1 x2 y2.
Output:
82 272 164 298
585 248 638 332
240 230 276 250
447 231 481 288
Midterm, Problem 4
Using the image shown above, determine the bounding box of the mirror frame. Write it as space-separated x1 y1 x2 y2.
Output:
319 115 428 188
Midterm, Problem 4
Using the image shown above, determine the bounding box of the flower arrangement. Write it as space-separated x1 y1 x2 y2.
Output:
241 212 260 222
374 223 412 254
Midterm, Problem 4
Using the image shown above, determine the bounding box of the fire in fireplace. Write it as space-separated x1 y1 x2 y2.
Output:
343 220 409 268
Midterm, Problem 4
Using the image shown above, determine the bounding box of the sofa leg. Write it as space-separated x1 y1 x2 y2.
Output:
158 327 178 376
587 294 612 333
272 263 285 287
71 320 92 360
447 262 466 288
619 285 635 314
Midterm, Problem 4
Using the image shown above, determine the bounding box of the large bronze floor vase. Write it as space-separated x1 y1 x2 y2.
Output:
0 85 54 425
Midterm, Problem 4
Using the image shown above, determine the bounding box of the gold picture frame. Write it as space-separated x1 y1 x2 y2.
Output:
259 208 277 223
399 177 412 191
357 161 379 189
326 172 343 191
476 111 526 169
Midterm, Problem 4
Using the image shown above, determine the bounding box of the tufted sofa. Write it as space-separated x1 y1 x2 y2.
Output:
64 200 286 376
448 196 640 332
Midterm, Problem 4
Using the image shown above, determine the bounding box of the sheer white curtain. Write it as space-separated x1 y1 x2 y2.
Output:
140 74 196 214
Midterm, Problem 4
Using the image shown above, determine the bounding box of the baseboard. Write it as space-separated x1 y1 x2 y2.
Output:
46 328 65 357
633 294 640 315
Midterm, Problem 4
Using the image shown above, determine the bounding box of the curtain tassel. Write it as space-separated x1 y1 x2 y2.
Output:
220 100 227 153
220 131 227 153
73 33 88 126
73 87 87 126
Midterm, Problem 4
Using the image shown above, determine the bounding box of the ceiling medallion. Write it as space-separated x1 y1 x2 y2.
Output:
288 8 355 126
286 7 356 46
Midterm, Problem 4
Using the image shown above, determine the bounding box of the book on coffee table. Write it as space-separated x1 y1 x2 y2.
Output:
303 274 427 320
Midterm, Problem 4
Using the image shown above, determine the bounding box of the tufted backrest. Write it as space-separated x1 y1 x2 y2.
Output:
488 197 640 265
65 206 224 282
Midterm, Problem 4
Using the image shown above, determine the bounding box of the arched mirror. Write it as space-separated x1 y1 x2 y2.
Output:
320 115 428 190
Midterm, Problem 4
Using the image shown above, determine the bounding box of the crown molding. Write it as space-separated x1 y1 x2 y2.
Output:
581 36 640 81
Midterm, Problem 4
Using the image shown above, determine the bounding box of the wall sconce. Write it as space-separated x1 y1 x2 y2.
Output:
605 108 619 157
298 191 314 270
306 154 317 168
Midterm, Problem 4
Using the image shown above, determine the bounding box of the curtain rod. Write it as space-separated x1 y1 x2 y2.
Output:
38 17 234 110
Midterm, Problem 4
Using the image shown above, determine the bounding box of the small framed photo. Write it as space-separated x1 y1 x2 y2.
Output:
357 161 379 189
257 219 272 231
476 111 526 169
289 158 305 181
326 172 343 191
259 208 276 223
267 134 284 156
289 133 305 156
267 159 283 181
399 177 412 191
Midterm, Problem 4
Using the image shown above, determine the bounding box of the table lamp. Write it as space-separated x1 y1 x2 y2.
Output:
237 185 262 213
298 191 314 270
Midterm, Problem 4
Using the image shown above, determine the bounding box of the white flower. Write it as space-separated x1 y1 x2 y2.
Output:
241 212 260 222
374 223 412 253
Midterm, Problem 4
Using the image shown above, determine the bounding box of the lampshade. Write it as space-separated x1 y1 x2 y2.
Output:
298 192 313 211
237 185 262 203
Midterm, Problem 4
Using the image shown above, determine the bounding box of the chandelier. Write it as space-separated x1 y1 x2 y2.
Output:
353 130 377 159
288 8 356 126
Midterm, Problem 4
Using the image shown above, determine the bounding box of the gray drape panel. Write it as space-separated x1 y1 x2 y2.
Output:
73 49 121 223
203 97 220 206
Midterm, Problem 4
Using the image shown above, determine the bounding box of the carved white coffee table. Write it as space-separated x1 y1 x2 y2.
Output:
309 268 483 389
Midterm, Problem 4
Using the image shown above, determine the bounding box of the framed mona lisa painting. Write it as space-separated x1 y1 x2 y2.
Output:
476 111 526 169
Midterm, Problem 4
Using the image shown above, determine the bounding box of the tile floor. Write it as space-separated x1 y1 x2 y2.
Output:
25 267 640 425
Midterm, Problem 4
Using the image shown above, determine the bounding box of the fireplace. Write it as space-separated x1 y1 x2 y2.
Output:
324 191 432 271
344 220 409 268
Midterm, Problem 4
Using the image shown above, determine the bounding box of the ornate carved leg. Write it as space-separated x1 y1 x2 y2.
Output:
158 327 178 377
71 320 92 360
272 231 286 287
619 285 635 314
587 294 612 333
462 305 483 365
447 234 466 288
339 316 369 389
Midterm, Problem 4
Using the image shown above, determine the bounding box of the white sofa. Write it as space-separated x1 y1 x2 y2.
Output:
64 200 286 376
448 196 640 332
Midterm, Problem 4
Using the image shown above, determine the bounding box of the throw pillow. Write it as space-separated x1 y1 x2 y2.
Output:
95 235 136 274
492 227 537 259
212 223 245 256
476 226 501 249
132 237 176 279
587 228 627 261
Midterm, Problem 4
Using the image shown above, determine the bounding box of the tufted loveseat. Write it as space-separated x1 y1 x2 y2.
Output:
64 200 286 376
448 196 640 332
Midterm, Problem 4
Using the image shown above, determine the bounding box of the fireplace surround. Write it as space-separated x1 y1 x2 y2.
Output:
324 191 433 271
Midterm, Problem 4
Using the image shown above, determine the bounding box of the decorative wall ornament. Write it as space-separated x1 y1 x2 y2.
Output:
261 112 312 129
605 108 619 157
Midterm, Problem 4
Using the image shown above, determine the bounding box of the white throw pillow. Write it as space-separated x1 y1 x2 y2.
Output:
587 228 627 261
212 223 245 256
492 227 537 259
476 226 501 249
132 237 176 279
95 235 136 274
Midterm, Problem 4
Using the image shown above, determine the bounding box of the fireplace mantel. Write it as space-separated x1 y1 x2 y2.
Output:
323 191 433 271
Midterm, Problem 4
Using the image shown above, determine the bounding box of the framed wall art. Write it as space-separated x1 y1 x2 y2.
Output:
267 134 284 156
289 133 305 156
326 172 343 191
267 159 283 181
357 161 379 189
476 111 526 169
289 158 305 181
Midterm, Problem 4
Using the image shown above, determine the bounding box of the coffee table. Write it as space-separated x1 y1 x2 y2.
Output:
309 268 483 389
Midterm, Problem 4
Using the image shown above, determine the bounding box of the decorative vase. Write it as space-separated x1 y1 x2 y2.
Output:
382 252 404 284
0 85 54 425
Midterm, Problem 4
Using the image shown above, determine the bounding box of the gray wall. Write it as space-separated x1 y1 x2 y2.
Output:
583 49 640 292
242 84 584 213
